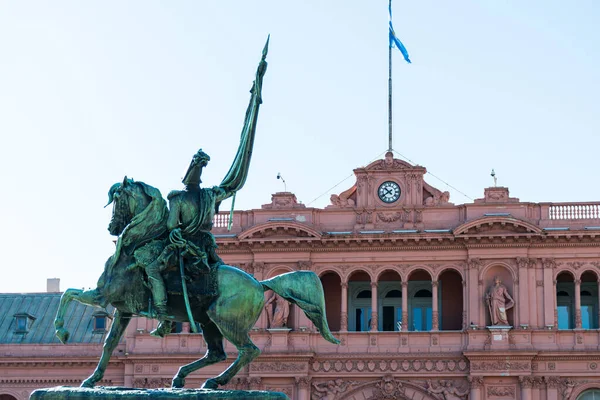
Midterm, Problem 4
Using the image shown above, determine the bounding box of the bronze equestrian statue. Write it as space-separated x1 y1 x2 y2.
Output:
53 38 339 391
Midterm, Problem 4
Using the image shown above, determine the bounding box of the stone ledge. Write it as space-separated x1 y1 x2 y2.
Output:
30 386 289 400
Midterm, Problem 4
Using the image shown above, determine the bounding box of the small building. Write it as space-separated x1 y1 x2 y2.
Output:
1 153 600 400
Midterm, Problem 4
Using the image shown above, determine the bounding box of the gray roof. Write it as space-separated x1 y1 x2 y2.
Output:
0 293 111 344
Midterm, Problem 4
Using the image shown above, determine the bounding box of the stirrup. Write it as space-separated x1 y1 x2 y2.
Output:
150 320 173 338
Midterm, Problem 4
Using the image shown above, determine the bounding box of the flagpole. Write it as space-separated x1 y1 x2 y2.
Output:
388 0 393 152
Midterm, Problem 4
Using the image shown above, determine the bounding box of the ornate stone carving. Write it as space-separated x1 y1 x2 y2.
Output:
532 377 545 389
248 377 262 390
377 212 403 223
370 312 379 331
250 362 306 372
545 376 561 389
295 376 311 388
131 378 171 388
470 361 529 371
517 257 530 269
536 280 544 287
568 262 585 270
486 276 515 326
340 312 348 330
542 258 557 269
312 379 359 399
561 378 577 400
432 312 439 331
468 376 484 389
298 261 312 270
374 376 406 399
487 386 516 397
548 362 556 370
519 376 534 388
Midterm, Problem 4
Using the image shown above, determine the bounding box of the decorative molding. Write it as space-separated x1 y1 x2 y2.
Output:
310 357 469 373
250 362 306 372
470 361 529 371
295 376 311 388
468 258 483 269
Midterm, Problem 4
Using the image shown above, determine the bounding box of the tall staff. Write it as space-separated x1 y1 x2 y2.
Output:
388 0 411 151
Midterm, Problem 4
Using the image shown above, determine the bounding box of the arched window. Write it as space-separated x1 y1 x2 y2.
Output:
578 389 600 400
0 394 18 400
557 290 573 329
381 289 402 331
411 289 432 331
352 289 372 332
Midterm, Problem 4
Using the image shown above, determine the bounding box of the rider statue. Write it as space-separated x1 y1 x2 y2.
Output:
147 149 230 337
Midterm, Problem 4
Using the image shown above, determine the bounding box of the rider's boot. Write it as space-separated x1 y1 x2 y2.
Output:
150 303 173 338
147 264 172 337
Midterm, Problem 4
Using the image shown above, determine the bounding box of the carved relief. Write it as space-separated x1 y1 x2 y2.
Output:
487 386 516 397
250 362 306 372
470 361 529 371
330 185 357 208
545 376 561 388
312 379 359 400
131 378 171 388
377 212 403 223
427 380 468 400
374 376 406 399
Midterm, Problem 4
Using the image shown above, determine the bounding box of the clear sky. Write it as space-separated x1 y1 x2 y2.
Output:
0 1 598 293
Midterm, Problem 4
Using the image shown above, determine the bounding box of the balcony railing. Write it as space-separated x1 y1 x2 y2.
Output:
548 203 600 220
212 212 230 228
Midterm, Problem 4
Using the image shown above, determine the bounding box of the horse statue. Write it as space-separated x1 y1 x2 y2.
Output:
53 37 339 391
54 178 340 389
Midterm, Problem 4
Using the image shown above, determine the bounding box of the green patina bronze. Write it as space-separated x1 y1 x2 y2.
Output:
52 37 339 395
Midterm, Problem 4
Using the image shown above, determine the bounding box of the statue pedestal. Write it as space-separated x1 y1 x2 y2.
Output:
267 328 292 352
30 386 290 400
486 326 512 350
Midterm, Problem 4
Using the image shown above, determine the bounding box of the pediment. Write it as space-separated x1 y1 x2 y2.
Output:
238 221 322 240
454 216 543 236
365 157 414 170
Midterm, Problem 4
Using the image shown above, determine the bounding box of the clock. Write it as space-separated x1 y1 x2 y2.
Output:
378 181 401 203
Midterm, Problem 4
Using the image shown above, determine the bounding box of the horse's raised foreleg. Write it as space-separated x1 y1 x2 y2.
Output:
171 321 227 388
81 311 131 388
55 288 104 343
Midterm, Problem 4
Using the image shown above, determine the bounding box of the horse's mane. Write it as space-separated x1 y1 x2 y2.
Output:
111 181 169 268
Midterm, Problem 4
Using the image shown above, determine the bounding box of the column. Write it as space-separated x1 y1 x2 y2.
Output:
519 377 533 400
545 377 560 400
432 281 439 331
370 282 378 331
575 279 582 329
518 258 530 326
295 377 311 399
468 377 483 400
529 259 538 328
598 279 600 330
340 282 348 332
462 280 467 330
401 281 408 331
542 258 556 327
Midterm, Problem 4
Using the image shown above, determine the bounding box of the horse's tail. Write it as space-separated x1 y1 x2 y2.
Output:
260 271 340 345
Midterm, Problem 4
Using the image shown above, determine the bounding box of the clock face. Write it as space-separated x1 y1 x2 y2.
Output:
378 181 401 203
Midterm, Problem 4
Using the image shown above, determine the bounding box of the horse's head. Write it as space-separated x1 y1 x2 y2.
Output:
106 177 151 236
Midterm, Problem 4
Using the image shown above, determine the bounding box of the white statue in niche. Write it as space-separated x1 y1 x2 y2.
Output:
264 292 289 328
485 276 515 326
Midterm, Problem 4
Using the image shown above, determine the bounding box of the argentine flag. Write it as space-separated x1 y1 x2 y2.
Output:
389 0 411 63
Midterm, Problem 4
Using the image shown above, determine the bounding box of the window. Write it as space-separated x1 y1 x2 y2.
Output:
381 289 402 331
578 390 600 400
411 289 433 331
581 290 598 329
93 311 109 333
349 288 372 332
13 313 35 333
557 290 572 330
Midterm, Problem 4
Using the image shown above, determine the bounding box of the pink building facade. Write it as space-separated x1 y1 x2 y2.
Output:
2 153 600 400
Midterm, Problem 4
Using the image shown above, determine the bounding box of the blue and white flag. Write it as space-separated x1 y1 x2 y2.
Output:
389 0 411 63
